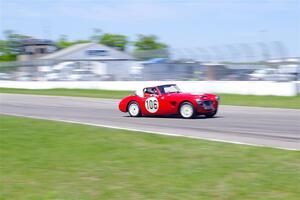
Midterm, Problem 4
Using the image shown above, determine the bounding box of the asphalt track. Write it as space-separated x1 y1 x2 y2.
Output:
0 93 299 150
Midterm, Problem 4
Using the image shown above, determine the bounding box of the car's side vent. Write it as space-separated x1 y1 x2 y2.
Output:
169 101 177 106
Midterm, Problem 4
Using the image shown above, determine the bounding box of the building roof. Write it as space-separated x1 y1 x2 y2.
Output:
38 43 135 61
143 58 168 64
21 38 55 46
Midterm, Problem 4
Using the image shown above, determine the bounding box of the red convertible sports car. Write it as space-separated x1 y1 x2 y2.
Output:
119 84 220 119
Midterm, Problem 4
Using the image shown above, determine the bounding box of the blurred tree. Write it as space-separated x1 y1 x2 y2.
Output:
56 35 91 49
0 30 30 62
100 34 128 51
56 35 74 49
75 39 91 44
134 35 167 51
0 40 10 57
133 35 168 60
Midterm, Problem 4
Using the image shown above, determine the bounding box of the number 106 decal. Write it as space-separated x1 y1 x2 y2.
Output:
145 97 159 113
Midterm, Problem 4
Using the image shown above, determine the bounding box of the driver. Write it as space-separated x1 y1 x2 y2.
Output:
144 87 158 95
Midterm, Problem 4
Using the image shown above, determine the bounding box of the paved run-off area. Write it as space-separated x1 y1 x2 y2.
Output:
0 93 299 150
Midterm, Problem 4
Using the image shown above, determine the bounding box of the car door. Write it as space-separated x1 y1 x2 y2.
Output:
157 92 179 115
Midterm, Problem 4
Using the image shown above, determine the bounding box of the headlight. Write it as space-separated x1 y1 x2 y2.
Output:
195 98 202 104
215 96 220 102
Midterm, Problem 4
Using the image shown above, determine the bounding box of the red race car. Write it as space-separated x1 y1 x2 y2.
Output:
119 84 220 119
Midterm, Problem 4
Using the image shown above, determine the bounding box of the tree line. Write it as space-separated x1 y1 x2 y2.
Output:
0 29 168 62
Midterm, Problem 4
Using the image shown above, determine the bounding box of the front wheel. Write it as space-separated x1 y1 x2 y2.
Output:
128 101 141 117
179 102 195 119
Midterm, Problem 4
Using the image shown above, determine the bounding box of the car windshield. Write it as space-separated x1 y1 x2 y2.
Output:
158 84 182 94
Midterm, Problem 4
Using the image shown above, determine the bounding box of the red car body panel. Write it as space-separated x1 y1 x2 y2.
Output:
119 85 219 116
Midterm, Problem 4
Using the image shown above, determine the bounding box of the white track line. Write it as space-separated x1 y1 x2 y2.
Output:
1 112 299 151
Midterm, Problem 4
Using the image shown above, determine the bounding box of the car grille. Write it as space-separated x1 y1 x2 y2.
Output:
202 100 213 110
203 100 212 106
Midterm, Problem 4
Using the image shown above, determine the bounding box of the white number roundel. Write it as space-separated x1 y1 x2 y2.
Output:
145 97 159 113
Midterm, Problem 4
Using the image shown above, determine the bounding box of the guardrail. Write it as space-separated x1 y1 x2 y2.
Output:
0 81 298 96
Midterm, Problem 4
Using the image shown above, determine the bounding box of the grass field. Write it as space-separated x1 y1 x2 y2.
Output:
0 88 132 99
1 87 300 109
0 115 299 200
218 93 300 109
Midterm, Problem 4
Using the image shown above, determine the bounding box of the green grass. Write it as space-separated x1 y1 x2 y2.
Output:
0 87 300 109
219 93 300 109
0 115 299 200
0 88 132 99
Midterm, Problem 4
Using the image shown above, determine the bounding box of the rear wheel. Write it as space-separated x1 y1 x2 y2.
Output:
128 101 141 117
179 102 195 119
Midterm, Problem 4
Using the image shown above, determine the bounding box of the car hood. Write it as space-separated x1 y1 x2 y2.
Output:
166 93 216 100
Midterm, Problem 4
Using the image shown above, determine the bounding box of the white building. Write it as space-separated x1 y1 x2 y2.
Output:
38 43 138 80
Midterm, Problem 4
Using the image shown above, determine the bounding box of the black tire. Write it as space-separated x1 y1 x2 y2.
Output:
205 110 217 118
127 101 141 117
179 102 196 119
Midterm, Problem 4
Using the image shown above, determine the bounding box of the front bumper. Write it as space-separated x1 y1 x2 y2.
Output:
196 100 218 114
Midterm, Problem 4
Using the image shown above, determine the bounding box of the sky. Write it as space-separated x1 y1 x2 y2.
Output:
0 0 299 57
